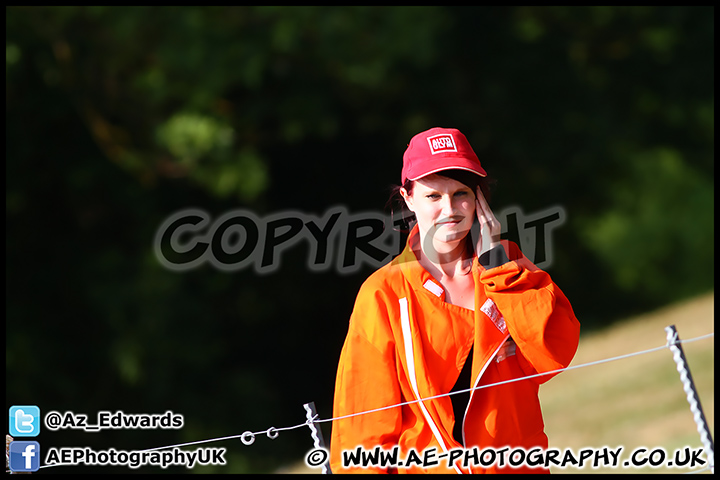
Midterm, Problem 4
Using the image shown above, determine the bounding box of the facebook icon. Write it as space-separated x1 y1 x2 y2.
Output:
9 441 41 472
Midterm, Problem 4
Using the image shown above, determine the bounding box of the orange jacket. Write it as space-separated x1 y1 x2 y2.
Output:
330 226 580 473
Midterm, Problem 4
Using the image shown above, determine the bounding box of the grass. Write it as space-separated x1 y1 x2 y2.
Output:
541 291 714 474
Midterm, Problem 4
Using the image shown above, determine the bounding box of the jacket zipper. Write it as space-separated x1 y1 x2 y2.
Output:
461 334 509 447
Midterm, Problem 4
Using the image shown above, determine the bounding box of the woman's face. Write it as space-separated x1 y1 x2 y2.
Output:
401 174 477 254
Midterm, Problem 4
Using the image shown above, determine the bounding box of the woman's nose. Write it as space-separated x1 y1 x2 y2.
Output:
440 195 455 215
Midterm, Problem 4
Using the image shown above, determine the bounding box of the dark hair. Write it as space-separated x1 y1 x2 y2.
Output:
386 169 496 234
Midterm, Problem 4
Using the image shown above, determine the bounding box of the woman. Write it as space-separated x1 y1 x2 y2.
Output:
330 127 580 473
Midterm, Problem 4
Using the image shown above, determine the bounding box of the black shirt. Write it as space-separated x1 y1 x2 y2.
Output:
450 346 473 445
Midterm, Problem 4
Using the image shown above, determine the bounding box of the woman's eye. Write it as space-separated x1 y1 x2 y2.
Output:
426 193 440 199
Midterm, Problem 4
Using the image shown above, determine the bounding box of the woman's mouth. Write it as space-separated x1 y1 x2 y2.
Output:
437 217 464 227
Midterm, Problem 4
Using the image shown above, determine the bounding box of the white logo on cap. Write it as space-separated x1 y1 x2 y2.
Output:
427 134 457 154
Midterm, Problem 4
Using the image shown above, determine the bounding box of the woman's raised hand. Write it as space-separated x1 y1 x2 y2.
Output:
475 186 501 255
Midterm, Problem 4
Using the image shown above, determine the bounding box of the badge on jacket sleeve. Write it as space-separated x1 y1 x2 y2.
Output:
480 298 507 334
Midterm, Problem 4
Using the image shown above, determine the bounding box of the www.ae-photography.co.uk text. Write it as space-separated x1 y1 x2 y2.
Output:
153 205 565 275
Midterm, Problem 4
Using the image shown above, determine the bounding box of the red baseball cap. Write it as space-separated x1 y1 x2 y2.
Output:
401 127 487 184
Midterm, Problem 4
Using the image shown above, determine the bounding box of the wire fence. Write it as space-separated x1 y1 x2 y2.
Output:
8 327 714 474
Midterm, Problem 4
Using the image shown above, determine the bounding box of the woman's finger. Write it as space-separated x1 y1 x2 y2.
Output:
476 186 501 248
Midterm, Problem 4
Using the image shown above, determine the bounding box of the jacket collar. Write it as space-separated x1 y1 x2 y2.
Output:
396 225 481 302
